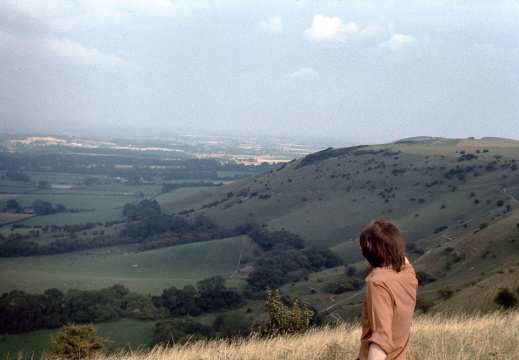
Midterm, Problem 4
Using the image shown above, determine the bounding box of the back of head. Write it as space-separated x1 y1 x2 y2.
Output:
360 218 406 272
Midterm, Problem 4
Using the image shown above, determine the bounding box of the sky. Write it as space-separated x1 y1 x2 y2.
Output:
0 0 518 146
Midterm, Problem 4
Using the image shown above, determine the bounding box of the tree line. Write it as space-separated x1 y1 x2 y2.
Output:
0 276 242 335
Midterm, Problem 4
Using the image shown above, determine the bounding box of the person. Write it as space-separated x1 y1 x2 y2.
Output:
356 219 418 360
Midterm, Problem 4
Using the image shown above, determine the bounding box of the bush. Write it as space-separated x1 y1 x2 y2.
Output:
415 271 437 286
438 286 455 300
494 288 517 309
256 289 314 336
48 323 110 360
415 298 434 314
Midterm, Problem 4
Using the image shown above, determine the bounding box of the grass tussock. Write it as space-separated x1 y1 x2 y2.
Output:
46 311 518 360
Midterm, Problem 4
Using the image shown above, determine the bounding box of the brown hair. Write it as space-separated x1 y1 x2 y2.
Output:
359 218 406 272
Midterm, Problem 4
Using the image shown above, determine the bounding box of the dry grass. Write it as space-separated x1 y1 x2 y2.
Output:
47 311 517 360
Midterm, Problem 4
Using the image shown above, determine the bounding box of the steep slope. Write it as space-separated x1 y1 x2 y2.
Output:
166 138 519 263
162 137 519 316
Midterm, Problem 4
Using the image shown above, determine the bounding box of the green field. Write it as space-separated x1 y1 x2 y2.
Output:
0 236 245 295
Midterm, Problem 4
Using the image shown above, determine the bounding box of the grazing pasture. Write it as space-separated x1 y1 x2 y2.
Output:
0 236 245 295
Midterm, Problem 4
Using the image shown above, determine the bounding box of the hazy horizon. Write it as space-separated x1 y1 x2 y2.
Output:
1 1 518 145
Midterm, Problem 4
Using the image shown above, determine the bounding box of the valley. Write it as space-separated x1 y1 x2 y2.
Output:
1 134 519 358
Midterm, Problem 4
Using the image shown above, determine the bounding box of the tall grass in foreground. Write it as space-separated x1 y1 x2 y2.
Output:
41 311 519 360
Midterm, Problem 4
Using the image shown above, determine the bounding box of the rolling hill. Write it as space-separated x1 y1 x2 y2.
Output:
2 136 519 358
165 137 519 316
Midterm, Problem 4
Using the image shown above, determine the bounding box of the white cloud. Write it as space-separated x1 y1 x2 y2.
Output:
380 33 417 52
259 15 282 34
304 14 359 42
304 14 393 43
290 67 318 78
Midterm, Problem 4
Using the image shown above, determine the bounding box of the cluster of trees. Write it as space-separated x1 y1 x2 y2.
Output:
2 199 67 215
0 284 155 333
233 224 343 292
152 276 243 317
0 277 243 335
246 247 343 292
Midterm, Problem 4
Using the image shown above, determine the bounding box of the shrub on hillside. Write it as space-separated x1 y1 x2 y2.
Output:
47 323 110 360
415 298 434 313
256 289 314 336
415 271 437 286
494 287 517 309
438 286 455 300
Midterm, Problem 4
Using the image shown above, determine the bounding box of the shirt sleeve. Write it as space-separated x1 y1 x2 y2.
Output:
365 280 394 355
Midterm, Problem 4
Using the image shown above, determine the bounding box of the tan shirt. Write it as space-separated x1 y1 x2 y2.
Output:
357 263 418 360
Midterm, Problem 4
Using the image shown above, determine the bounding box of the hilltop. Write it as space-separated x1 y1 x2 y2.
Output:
165 137 519 316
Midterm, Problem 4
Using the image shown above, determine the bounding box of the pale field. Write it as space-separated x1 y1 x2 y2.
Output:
196 153 291 165
458 139 519 147
35 311 519 360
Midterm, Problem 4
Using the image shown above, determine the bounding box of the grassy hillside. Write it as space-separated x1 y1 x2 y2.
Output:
14 311 516 360
170 138 519 249
164 137 519 315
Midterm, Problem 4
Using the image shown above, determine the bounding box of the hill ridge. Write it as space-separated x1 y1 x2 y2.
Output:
165 138 519 315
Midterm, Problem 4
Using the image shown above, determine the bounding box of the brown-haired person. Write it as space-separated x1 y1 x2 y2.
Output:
356 219 418 360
